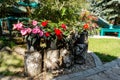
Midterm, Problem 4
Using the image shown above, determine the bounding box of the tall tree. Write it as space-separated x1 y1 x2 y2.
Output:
0 0 16 17
89 0 120 24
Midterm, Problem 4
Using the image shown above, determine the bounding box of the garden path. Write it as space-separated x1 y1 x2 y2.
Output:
54 52 120 80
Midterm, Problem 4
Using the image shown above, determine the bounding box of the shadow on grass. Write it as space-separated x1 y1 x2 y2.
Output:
94 52 117 62
0 36 25 49
0 52 24 76
0 36 25 76
0 69 24 77
0 64 24 76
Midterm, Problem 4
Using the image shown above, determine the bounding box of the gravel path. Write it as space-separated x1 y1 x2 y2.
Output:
54 53 120 80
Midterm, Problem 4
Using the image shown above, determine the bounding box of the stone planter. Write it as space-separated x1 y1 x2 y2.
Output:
74 30 88 64
44 49 60 71
60 48 74 68
24 51 42 77
24 30 89 77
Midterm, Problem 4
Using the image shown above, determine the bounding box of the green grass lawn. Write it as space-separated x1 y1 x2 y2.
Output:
0 52 24 76
88 38 120 62
0 37 24 76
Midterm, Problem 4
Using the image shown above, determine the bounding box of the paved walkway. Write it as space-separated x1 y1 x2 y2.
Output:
54 52 120 80
89 35 120 39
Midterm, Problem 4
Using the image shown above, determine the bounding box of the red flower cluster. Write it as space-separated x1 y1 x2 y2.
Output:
41 21 67 40
41 21 48 27
54 28 63 40
83 23 89 30
45 32 50 37
61 24 67 30
87 15 98 21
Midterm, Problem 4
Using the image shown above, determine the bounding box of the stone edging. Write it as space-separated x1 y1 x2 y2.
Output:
88 51 103 66
54 58 120 80
54 51 120 80
53 51 102 80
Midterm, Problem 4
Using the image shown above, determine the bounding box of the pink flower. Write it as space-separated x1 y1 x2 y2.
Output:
32 20 38 26
20 28 28 36
26 28 32 34
20 28 32 36
39 31 44 37
13 24 17 30
13 22 23 31
32 27 41 34
32 27 43 36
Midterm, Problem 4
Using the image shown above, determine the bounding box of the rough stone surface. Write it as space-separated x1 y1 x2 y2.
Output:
73 59 120 80
54 54 120 80
88 51 103 66
0 46 96 80
1 45 120 80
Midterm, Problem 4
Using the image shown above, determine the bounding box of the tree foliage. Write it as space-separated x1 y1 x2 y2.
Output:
89 0 120 22
30 0 90 27
0 0 90 28
0 0 17 17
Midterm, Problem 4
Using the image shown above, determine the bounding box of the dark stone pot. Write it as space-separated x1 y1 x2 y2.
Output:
73 30 88 64
26 35 40 52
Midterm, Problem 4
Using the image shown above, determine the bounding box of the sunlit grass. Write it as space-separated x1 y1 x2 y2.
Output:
88 38 120 62
0 36 25 76
0 51 24 76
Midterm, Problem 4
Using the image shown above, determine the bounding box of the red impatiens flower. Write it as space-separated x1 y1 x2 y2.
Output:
54 28 62 35
83 23 89 30
45 32 50 37
57 35 63 40
61 24 67 30
41 21 48 27
54 28 63 40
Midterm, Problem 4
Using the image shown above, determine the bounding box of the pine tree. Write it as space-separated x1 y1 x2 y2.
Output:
89 0 120 24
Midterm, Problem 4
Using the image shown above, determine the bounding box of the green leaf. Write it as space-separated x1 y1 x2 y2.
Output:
61 8 66 16
32 38 37 45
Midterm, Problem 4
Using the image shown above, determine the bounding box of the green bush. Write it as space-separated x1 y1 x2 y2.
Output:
30 0 90 29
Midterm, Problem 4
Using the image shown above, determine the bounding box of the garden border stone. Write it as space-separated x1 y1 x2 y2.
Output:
54 56 120 80
88 51 103 66
53 51 103 80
